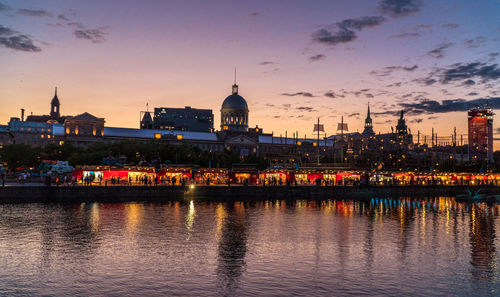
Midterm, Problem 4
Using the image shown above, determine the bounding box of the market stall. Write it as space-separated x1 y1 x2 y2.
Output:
157 167 192 185
258 169 291 185
194 168 228 185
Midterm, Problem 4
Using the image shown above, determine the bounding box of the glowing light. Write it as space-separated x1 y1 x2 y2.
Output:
154 133 161 139
185 200 196 233
177 134 183 140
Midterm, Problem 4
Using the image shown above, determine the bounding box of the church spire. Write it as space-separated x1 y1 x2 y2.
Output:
50 86 60 118
362 102 375 136
396 110 408 135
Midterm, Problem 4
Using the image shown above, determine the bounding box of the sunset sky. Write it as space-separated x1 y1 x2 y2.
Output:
1 0 499 145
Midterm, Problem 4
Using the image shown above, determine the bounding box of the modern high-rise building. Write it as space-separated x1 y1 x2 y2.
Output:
141 106 214 132
468 107 494 162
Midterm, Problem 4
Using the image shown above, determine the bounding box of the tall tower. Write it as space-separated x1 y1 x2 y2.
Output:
468 107 494 162
50 87 60 119
362 103 375 136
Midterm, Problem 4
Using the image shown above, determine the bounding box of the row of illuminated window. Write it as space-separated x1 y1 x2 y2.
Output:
65 125 104 136
16 127 52 133
221 112 248 125
155 115 213 120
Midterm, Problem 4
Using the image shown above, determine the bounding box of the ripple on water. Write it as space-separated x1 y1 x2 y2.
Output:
0 198 498 296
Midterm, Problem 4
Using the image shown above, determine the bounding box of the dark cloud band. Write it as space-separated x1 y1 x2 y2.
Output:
312 16 386 46
379 0 423 17
281 92 315 97
74 28 106 43
0 24 41 52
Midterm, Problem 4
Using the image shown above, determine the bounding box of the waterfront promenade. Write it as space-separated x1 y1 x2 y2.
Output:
1 184 499 203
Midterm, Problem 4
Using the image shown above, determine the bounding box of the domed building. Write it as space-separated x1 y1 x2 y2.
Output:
220 83 249 132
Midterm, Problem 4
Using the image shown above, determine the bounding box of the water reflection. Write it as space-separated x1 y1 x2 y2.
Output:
90 203 100 232
469 204 497 281
125 203 143 233
0 198 498 296
216 202 249 296
185 200 196 234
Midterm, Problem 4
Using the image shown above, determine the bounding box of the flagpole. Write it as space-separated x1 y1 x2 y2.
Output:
317 117 320 166
341 116 344 163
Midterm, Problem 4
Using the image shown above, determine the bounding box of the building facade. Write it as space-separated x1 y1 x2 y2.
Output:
4 84 493 170
141 106 214 132
468 107 494 162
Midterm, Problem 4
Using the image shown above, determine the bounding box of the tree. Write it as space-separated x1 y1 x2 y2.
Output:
0 144 39 170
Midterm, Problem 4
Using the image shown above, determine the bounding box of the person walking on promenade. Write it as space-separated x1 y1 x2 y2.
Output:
0 167 5 187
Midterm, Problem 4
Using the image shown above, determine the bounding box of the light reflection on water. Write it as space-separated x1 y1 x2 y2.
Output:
0 197 498 296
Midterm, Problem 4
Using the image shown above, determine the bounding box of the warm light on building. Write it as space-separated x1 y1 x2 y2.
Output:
176 134 183 140
468 108 493 162
154 133 162 139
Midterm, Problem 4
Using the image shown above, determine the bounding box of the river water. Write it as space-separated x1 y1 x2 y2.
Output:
0 198 499 296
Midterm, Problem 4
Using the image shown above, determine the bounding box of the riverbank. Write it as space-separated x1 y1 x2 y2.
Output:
0 185 499 203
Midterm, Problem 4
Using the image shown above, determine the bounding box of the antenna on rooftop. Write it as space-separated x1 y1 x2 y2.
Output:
234 67 237 85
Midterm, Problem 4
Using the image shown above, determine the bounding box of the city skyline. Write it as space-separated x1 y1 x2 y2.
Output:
1 0 500 146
